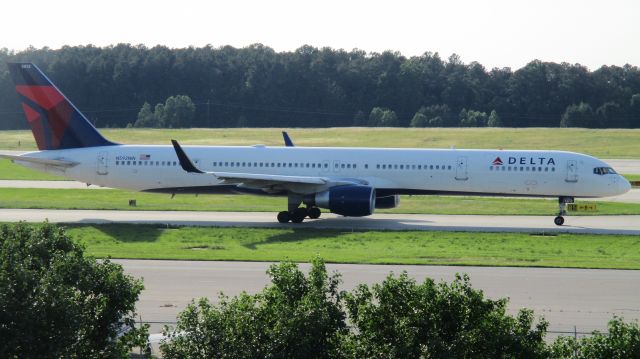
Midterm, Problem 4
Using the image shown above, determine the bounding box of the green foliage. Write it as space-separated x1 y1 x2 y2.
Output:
368 107 398 127
596 101 626 128
352 110 367 126
550 317 640 358
2 46 640 129
134 102 156 128
163 95 196 128
343 273 549 358
134 95 195 128
560 102 598 128
459 108 489 127
411 104 454 127
0 222 148 358
160 258 347 358
488 110 502 127
409 112 428 127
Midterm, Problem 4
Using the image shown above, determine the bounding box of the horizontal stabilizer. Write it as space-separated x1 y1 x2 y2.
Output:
0 154 78 168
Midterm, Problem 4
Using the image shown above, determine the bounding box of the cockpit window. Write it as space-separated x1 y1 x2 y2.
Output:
593 167 617 175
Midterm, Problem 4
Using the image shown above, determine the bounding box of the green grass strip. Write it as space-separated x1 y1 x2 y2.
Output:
59 224 640 269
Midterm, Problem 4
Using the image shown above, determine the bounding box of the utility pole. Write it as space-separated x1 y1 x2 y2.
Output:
207 100 211 128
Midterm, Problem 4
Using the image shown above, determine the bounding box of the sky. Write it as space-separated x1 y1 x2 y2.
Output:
2 0 639 70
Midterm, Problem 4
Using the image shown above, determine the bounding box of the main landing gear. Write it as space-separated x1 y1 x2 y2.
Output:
277 194 321 223
554 196 574 226
277 207 321 223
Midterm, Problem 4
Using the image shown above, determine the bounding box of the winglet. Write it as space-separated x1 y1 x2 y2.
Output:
171 140 205 174
282 131 294 147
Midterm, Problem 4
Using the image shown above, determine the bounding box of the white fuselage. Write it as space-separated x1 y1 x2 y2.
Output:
18 145 631 198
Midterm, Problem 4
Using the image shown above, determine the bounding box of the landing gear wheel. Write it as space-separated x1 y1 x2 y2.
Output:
277 211 291 223
291 208 307 223
308 207 321 219
554 216 564 226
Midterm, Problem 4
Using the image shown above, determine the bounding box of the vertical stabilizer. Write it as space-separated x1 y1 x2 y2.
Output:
7 62 116 150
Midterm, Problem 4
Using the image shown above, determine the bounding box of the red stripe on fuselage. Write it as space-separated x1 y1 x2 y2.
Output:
15 85 64 110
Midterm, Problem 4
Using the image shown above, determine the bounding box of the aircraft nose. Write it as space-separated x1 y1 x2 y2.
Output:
618 176 632 194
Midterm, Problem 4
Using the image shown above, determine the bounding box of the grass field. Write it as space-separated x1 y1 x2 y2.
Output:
1 127 640 158
57 224 640 269
1 187 638 215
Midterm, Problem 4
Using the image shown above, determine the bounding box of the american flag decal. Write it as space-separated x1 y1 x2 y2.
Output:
139 154 150 160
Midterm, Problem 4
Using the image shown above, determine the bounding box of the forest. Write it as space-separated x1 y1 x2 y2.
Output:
0 44 639 129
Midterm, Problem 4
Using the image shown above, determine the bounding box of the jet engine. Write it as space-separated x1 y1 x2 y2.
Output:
375 195 400 209
313 185 376 216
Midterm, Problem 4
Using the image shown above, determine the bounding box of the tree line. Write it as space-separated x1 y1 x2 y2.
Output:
1 44 639 130
2 223 639 358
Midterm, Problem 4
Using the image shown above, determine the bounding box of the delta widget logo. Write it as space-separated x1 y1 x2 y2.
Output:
492 157 503 166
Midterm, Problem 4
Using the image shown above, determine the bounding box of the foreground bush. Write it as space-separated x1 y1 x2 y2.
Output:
551 317 640 358
162 259 552 358
0 222 148 358
343 273 549 358
161 257 347 358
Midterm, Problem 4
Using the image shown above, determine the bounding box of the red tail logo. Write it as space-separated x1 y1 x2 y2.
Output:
492 157 503 165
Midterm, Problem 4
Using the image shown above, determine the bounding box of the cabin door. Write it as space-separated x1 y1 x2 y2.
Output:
566 160 578 182
455 156 468 180
97 151 109 175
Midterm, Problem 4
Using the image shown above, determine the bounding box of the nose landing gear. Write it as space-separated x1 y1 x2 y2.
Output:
555 196 574 226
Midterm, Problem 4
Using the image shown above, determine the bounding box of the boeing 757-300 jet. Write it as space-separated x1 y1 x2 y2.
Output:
3 63 631 225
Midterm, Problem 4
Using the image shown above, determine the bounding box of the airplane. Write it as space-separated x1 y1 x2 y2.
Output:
3 62 631 225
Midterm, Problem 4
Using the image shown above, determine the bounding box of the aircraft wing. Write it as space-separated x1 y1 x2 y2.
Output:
171 140 361 190
0 154 78 168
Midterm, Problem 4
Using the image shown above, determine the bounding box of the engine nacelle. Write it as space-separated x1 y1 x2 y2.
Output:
314 185 376 217
375 195 400 209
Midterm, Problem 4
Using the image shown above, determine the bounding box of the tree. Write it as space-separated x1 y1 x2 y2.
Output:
162 95 196 128
409 112 428 127
134 102 157 128
0 222 149 358
630 93 640 128
368 107 398 127
161 258 347 358
412 104 454 127
550 317 640 358
487 109 502 127
352 110 367 126
560 102 598 128
459 108 489 127
596 101 626 128
343 273 549 358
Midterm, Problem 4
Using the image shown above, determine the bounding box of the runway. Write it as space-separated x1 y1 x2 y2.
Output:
116 259 640 336
2 208 640 234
